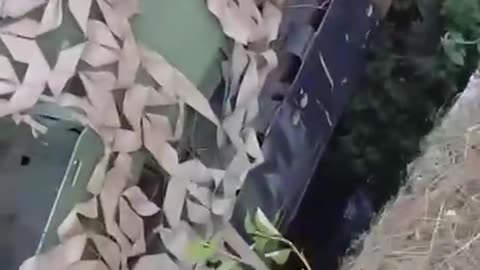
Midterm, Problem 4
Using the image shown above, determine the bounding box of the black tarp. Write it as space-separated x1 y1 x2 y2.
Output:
229 1 380 269
233 0 378 233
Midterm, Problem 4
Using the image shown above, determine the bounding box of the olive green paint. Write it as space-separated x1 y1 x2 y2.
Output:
133 0 226 94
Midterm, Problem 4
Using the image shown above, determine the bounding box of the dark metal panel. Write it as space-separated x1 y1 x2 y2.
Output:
233 0 379 235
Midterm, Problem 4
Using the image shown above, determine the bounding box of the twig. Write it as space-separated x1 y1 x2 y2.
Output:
218 249 248 265
423 188 430 226
453 38 480 45
424 203 445 270
253 232 313 270
435 232 480 269
444 32 480 45
388 251 428 257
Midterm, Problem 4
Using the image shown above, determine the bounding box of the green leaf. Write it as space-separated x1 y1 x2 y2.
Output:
449 31 464 41
187 240 217 264
254 208 280 236
265 249 292 265
244 211 256 234
444 45 465 66
442 36 465 66
253 235 270 253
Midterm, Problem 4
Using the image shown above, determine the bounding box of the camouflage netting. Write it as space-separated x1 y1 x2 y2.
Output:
341 71 480 270
0 0 285 269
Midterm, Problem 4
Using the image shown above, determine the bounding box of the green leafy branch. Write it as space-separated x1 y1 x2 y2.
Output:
244 208 312 270
442 32 480 66
187 235 246 266
250 230 312 270
441 0 480 67
186 208 312 270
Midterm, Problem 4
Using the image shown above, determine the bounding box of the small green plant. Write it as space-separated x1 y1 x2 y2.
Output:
441 0 480 67
441 32 469 66
244 209 311 270
244 209 290 265
187 233 246 270
187 234 223 265
186 208 312 270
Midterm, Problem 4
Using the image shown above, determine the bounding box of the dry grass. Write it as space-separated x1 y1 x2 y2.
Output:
341 72 480 270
